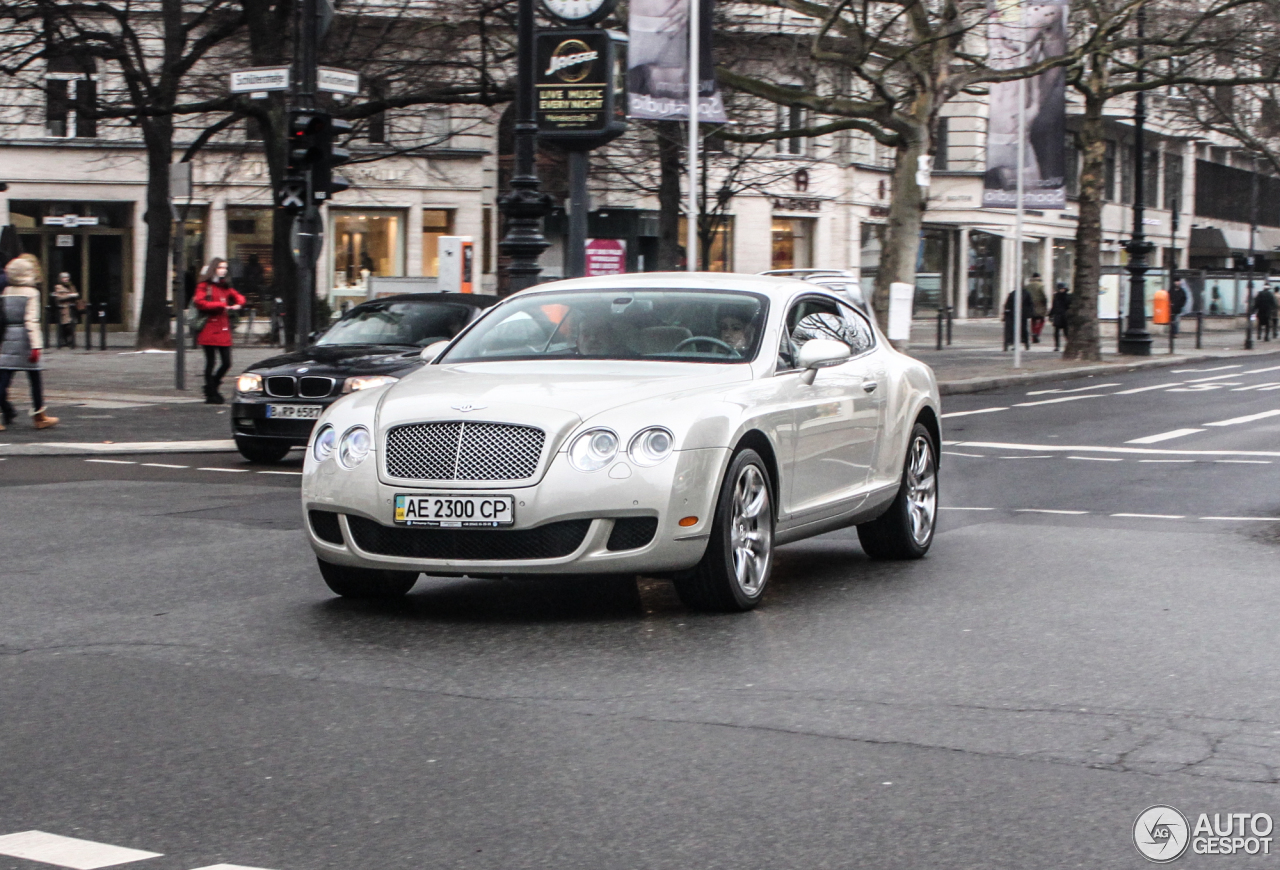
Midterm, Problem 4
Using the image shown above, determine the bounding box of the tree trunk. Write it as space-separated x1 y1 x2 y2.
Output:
1065 81 1107 360
136 118 175 348
655 121 682 270
873 120 929 343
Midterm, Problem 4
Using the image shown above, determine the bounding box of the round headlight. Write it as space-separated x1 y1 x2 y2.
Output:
337 426 372 468
236 372 263 393
629 427 674 466
568 427 619 472
312 424 336 462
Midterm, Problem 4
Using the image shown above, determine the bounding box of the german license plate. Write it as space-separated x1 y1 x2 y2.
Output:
394 494 516 527
266 404 323 419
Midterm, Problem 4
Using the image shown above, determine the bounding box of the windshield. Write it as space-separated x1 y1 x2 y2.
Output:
441 289 768 363
315 301 474 348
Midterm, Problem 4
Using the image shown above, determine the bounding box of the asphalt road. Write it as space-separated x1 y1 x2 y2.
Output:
3 355 1280 870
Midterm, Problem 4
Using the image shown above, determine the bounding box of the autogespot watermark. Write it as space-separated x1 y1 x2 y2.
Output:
1134 806 1274 862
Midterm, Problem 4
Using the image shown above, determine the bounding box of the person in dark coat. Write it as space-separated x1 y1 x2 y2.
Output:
1168 279 1188 337
1048 282 1072 350
1003 287 1033 351
1253 285 1278 341
1 255 58 429
193 257 246 404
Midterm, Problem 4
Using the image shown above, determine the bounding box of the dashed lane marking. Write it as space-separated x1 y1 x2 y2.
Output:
1202 516 1280 521
1171 364 1243 373
1112 382 1184 394
197 467 249 473
999 455 1054 459
1139 459 1197 463
1112 512 1186 519
944 507 1280 523
141 463 188 469
1013 394 1107 407
943 440 1280 458
1067 456 1123 461
73 459 300 477
0 831 161 869
1025 383 1121 396
1126 428 1206 444
1203 409 1280 427
83 459 136 465
1215 459 1273 464
940 407 1008 419
1231 382 1280 391
190 865 278 870
939 506 996 511
256 470 303 476
942 451 987 457
1016 508 1090 515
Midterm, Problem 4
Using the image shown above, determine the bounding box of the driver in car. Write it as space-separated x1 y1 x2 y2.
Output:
718 312 756 352
575 313 618 356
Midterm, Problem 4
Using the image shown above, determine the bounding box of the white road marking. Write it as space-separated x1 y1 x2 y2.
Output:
1000 455 1054 459
1126 428 1205 444
939 506 996 511
1139 459 1197 463
1112 512 1185 519
1013 394 1107 407
1242 364 1280 376
1215 459 1273 464
1016 508 1089 515
946 440 1280 458
1167 383 1240 392
1171 364 1243 373
141 463 188 469
1112 382 1184 394
198 467 249 473
1187 371 1253 383
942 451 987 457
1200 516 1280 521
1068 455 1123 461
84 459 136 465
1025 383 1121 396
1231 382 1280 391
1203 409 1280 427
189 865 279 870
940 407 1008 418
257 470 303 475
0 439 237 457
0 831 161 870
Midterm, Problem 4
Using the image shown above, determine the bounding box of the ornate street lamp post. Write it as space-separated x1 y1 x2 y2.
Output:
498 0 553 293
1119 3 1153 355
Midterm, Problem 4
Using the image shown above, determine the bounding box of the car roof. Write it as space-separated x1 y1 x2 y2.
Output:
515 272 827 304
353 292 498 308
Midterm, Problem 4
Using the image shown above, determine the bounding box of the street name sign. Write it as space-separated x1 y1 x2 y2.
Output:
230 67 291 93
318 68 360 95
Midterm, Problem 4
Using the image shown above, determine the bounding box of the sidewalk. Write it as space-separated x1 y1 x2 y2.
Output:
2 319 1277 453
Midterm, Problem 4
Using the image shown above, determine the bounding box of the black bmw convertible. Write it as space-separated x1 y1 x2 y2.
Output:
230 292 498 462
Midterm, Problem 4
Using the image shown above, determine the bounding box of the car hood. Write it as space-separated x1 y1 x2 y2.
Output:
377 360 753 435
250 344 423 377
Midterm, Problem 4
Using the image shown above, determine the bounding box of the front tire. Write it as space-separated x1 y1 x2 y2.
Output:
235 436 292 464
317 558 419 600
856 422 938 559
674 448 774 612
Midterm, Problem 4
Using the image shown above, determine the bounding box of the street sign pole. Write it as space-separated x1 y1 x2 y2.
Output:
169 161 193 390
293 0 320 351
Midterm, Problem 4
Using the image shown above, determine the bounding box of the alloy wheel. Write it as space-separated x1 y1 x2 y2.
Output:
729 464 772 596
906 434 937 546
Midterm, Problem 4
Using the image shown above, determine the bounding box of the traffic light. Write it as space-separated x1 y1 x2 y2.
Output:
287 110 326 174
314 116 351 200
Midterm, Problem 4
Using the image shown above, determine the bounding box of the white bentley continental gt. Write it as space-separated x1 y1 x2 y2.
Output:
302 273 941 612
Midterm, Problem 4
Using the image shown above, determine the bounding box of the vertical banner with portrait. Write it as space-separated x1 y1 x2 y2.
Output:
627 0 727 122
982 0 1068 209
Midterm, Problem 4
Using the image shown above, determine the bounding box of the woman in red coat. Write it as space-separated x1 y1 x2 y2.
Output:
193 257 245 404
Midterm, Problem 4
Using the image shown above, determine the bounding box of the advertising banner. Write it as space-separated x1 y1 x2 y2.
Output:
627 0 726 122
982 0 1068 209
536 29 628 144
585 238 627 275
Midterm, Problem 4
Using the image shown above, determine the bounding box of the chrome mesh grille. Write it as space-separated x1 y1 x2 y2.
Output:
385 421 545 481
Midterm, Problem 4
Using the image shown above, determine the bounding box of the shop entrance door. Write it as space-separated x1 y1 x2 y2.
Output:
16 230 128 326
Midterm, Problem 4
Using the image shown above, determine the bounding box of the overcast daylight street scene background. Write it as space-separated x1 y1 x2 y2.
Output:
4 0 1280 866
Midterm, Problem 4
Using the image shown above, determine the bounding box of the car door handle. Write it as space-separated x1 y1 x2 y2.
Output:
862 381 878 393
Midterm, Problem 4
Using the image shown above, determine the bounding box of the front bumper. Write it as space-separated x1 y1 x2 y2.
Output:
232 398 334 445
302 446 728 575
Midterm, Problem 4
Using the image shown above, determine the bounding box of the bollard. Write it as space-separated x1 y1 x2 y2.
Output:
98 302 107 350
1196 310 1203 349
946 306 953 345
936 307 944 351
1117 314 1123 353
84 301 92 351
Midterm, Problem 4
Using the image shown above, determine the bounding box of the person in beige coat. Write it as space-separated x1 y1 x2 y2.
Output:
1 255 58 429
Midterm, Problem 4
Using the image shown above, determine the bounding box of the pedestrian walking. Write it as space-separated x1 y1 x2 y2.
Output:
1003 287 1032 351
1169 278 1189 337
192 257 245 404
51 272 80 349
1253 284 1278 341
1026 273 1048 343
1049 282 1071 350
1 255 58 430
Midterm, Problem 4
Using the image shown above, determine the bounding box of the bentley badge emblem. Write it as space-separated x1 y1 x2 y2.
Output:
451 402 487 412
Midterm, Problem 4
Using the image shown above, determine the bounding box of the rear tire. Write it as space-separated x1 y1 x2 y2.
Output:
235 436 292 464
856 422 938 560
317 558 419 600
673 448 774 612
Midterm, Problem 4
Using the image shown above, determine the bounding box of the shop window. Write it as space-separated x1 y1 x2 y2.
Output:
771 218 814 270
422 209 455 277
333 210 403 296
225 207 274 308
678 217 733 272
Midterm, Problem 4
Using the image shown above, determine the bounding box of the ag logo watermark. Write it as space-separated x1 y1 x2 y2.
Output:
1134 806 1274 862
1135 806 1191 863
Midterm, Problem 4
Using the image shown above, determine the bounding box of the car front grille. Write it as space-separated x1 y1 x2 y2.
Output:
299 376 336 398
346 515 590 560
606 517 659 551
265 375 336 398
384 421 546 481
265 376 296 397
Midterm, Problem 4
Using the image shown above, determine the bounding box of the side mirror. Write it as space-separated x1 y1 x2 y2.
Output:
420 339 450 363
797 338 851 385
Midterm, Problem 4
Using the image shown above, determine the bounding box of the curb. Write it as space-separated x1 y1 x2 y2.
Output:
937 349 1280 396
0 439 239 457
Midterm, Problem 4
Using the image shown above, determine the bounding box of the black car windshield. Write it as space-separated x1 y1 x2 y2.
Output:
315 301 475 347
442 289 767 363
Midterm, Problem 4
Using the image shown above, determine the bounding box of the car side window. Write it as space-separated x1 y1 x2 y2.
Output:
834 301 876 355
777 296 874 372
